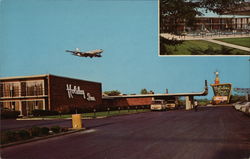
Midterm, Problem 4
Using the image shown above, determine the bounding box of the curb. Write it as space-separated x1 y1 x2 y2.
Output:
0 128 86 148
16 116 106 121
16 118 71 121
16 111 150 121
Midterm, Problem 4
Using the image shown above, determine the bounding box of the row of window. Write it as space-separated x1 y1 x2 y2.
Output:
0 80 45 97
162 18 250 24
1 100 45 115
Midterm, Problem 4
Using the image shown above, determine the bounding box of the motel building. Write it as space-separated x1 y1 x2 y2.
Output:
0 74 102 116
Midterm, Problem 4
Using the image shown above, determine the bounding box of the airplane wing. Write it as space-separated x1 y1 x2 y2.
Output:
66 50 75 53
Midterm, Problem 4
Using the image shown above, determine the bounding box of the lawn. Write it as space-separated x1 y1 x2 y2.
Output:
34 109 150 119
215 37 250 48
160 39 250 55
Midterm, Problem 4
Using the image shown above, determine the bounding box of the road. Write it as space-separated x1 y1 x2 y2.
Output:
1 106 250 159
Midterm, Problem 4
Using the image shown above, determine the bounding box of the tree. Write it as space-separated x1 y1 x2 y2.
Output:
160 0 201 33
103 90 121 96
140 88 148 94
230 94 247 103
160 36 184 55
199 0 246 15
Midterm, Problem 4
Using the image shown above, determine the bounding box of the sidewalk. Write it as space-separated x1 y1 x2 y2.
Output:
160 33 250 52
160 33 250 41
204 39 250 52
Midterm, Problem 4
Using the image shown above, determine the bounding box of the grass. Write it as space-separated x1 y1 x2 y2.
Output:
160 40 250 55
34 109 150 119
215 37 250 48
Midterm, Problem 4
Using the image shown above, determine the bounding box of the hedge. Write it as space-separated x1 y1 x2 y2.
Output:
1 110 20 119
1 126 66 145
32 110 59 116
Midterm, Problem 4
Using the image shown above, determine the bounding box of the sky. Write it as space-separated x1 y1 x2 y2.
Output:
0 0 249 99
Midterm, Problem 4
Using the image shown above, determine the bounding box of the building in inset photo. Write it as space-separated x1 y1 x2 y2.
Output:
161 16 250 33
0 74 102 116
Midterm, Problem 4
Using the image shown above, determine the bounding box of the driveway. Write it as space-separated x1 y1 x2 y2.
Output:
1 106 250 159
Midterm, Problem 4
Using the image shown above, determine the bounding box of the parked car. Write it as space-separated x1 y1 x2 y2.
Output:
234 102 249 110
239 102 250 112
232 101 242 107
150 100 167 111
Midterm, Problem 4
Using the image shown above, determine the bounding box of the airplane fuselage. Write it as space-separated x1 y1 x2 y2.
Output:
66 49 103 58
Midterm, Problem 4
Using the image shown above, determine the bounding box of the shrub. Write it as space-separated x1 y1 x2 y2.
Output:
1 110 20 119
61 127 68 132
30 126 42 137
0 126 66 145
32 110 59 116
16 130 31 140
50 126 61 133
1 131 18 144
40 127 50 136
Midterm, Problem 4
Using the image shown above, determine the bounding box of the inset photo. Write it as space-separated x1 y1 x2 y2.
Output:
159 0 250 56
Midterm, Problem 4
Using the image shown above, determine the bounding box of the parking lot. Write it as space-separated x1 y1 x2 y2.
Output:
1 106 250 159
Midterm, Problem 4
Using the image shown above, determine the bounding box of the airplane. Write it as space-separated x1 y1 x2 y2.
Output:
66 48 103 58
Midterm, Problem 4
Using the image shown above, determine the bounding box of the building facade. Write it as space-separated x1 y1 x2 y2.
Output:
103 97 153 108
161 16 250 33
194 17 250 31
0 74 102 116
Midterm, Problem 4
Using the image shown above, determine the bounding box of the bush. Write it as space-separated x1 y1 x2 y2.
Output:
61 127 68 132
16 130 31 140
32 110 59 116
30 126 42 137
0 131 17 144
1 110 20 119
40 127 50 136
50 126 61 134
0 126 66 145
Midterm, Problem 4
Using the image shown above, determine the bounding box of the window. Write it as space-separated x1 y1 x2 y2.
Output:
0 101 20 111
0 82 20 97
0 80 45 97
26 80 44 96
22 100 45 115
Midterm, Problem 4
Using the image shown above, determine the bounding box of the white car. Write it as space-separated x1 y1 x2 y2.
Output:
239 102 250 112
232 101 242 107
234 102 249 110
150 100 167 111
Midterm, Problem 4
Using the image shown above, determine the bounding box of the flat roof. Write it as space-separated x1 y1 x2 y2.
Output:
0 74 49 80
103 89 208 99
0 74 101 84
103 80 208 99
210 83 232 86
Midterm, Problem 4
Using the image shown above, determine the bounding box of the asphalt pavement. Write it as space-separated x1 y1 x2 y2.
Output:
1 106 250 159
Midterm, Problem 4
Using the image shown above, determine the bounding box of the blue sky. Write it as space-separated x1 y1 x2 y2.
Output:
0 0 249 99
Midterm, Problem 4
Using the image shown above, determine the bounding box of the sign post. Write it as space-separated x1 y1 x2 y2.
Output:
234 88 250 101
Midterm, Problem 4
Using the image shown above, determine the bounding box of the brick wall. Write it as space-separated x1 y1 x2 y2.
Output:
103 97 152 108
48 75 102 113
